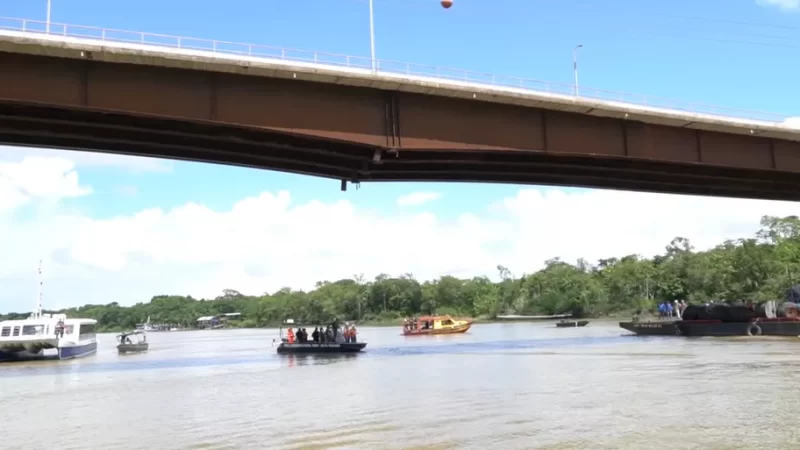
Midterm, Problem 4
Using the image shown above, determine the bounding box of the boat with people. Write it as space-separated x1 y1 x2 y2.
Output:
556 319 589 328
620 290 800 337
402 315 472 336
117 330 149 354
275 319 367 354
0 262 97 362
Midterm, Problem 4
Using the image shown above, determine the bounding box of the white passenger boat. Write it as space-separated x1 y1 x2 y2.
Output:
0 262 97 362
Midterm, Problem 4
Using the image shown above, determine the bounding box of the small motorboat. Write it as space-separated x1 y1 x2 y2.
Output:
275 319 367 355
116 330 149 354
556 320 589 328
402 315 472 336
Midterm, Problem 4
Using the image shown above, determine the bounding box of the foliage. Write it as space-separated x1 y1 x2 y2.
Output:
3 215 800 330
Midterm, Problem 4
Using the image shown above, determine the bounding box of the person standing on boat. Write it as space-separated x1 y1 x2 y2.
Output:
349 324 358 343
55 320 65 338
287 327 295 344
312 327 320 343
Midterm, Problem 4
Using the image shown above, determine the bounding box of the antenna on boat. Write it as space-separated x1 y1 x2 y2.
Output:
34 259 43 319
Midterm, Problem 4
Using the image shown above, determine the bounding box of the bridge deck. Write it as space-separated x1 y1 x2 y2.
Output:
0 17 796 141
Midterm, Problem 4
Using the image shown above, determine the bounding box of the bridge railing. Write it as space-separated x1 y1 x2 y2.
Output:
0 17 791 124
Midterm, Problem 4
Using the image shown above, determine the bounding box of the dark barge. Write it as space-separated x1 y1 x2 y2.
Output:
620 298 800 337
276 342 367 354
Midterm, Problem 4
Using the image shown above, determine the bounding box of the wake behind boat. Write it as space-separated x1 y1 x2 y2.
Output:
0 262 97 362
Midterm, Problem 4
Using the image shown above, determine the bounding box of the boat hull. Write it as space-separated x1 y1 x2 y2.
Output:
403 322 472 336
620 319 800 337
277 342 367 354
117 343 149 354
59 341 97 360
619 321 681 336
556 320 589 328
0 341 97 361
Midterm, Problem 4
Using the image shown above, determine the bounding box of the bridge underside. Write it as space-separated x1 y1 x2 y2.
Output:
1 102 797 201
0 51 799 201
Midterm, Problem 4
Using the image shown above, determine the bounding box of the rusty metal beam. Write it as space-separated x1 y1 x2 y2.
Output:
0 52 799 200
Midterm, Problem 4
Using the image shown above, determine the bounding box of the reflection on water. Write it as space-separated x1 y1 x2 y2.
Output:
2 322 800 449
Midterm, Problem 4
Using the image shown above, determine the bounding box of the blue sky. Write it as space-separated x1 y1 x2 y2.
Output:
1 0 800 311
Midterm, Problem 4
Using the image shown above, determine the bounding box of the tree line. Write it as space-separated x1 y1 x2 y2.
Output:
2 215 799 332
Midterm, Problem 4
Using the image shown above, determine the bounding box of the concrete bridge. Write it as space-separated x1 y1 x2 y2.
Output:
0 17 799 200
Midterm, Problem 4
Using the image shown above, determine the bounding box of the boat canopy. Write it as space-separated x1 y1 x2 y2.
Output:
117 330 147 343
118 330 146 338
416 315 454 321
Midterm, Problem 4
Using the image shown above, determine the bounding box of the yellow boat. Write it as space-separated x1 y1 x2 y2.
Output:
402 315 472 336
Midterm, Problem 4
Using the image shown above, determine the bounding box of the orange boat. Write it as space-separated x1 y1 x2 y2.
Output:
402 315 473 336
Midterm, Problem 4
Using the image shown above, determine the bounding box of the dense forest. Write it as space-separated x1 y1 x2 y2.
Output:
2 215 799 332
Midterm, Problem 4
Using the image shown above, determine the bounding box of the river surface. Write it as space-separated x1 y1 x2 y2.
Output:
2 321 800 449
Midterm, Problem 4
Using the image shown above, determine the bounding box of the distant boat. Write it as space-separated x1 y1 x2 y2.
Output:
0 261 97 362
403 315 472 336
496 314 572 322
556 320 589 328
116 330 149 354
136 316 169 332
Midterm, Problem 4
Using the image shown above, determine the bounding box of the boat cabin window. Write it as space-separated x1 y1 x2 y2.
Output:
79 323 96 340
64 325 74 335
441 319 453 326
1 327 9 337
12 326 20 336
22 325 45 336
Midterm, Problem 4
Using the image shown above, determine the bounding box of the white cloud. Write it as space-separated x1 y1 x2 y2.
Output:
783 117 800 128
1 149 799 312
0 156 91 212
396 191 442 207
757 0 800 11
0 145 173 173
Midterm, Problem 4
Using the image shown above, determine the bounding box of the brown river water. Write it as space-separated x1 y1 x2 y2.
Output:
2 321 800 449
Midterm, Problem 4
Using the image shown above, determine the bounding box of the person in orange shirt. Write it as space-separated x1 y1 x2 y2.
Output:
343 325 352 343
349 325 358 343
287 327 295 344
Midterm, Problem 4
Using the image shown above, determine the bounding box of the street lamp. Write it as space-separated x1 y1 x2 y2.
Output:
573 44 583 97
46 0 52 34
368 0 377 74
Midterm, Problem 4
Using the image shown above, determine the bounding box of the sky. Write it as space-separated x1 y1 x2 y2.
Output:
2 0 800 312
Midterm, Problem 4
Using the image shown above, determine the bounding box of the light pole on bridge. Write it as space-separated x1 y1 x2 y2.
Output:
368 0 377 74
46 0 52 34
573 44 583 97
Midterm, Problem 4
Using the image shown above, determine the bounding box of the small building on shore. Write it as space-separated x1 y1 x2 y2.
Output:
196 313 242 329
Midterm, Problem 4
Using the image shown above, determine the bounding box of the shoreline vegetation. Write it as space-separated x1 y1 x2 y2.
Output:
2 215 798 333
